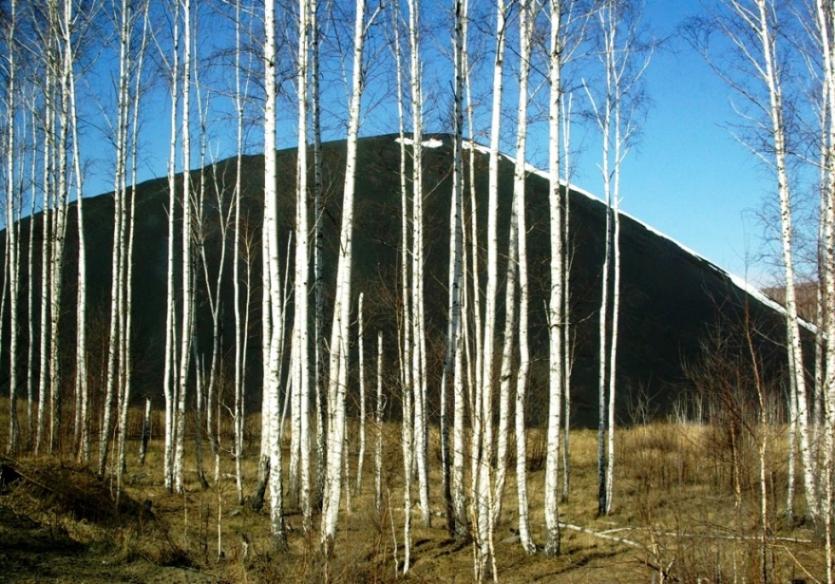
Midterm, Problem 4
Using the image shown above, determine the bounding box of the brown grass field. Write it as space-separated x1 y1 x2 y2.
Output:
0 398 827 583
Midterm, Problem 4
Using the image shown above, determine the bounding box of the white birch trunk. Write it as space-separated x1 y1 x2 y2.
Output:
403 0 430 528
561 92 573 501
26 106 35 448
124 0 149 470
192 25 225 462
602 7 623 511
401 331 414 573
391 3 413 568
753 0 819 517
476 0 506 573
173 0 194 495
115 0 136 488
163 0 181 491
293 0 312 527
605 99 622 514
49 0 71 454
813 2 835 574
35 60 53 455
232 0 246 505
374 331 384 513
320 0 371 546
588 12 614 514
258 211 272 483
544 0 564 556
139 397 151 465
309 0 327 511
513 0 535 553
66 0 91 463
5 0 19 454
264 0 287 547
441 0 466 538
356 292 366 493
98 0 130 475
492 180 516 526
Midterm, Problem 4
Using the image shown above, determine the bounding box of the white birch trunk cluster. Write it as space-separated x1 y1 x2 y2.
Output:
582 0 649 517
7 0 833 581
712 0 835 553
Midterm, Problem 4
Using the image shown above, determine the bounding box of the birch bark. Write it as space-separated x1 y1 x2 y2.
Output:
544 0 564 556
264 0 287 547
5 0 18 454
391 2 413 568
356 292 366 493
404 0 431 528
320 0 372 547
163 0 181 491
232 0 245 505
293 0 312 527
98 0 130 475
374 331 384 513
445 0 466 538
753 0 819 517
49 0 70 454
174 0 194 495
513 0 535 553
476 0 507 573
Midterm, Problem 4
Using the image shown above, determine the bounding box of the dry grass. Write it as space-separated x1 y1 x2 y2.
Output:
0 398 826 582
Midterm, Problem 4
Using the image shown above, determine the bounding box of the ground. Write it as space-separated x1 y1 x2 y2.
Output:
0 405 827 582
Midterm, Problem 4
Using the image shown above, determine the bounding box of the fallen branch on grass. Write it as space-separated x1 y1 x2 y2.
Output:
599 524 813 545
559 521 642 548
558 522 676 580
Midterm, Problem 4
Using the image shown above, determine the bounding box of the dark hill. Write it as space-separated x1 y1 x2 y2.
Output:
1 133 800 426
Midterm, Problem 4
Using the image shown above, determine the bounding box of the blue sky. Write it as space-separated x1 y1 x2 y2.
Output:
75 0 800 287
594 1 777 285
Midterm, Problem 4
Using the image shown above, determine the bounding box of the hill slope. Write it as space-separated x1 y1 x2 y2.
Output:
1 133 796 426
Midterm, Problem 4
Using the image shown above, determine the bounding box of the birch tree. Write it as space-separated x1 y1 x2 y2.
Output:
5 0 19 454
561 92 573 501
264 0 287 547
35 39 53 455
391 0 413 568
694 0 820 520
310 0 327 511
813 0 835 577
512 0 535 554
26 103 36 448
174 0 195 495
443 0 466 539
493 0 522 518
49 0 70 454
403 0 431 528
544 0 565 556
292 0 312 528
193 20 229 464
119 0 150 477
475 0 507 575
232 0 247 505
799 2 835 573
98 0 132 476
117 0 150 495
66 0 95 463
583 0 650 516
356 292 366 493
752 0 819 522
162 0 181 492
320 0 377 548
374 331 384 513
